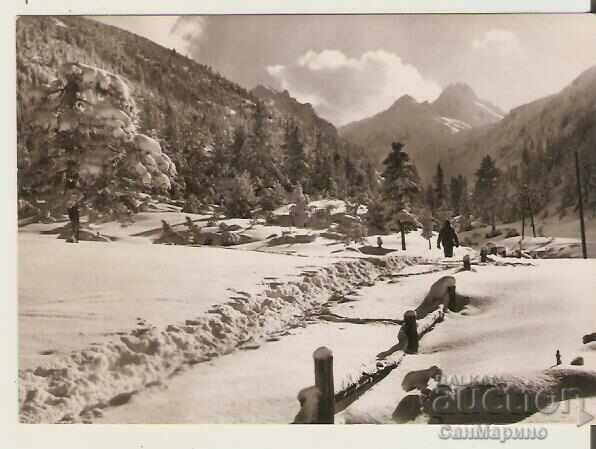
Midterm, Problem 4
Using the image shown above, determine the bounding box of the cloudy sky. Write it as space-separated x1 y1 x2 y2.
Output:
94 15 596 126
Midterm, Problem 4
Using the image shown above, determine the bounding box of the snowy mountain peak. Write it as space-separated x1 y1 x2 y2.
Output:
432 82 504 127
339 81 506 181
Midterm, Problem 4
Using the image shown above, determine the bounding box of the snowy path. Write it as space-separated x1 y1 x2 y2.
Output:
94 264 459 423
90 258 595 425
19 226 443 423
96 322 398 423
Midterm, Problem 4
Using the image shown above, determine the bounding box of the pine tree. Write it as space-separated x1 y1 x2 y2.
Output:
26 62 176 217
433 163 447 208
251 101 275 185
223 171 256 218
518 147 536 234
165 99 180 148
233 102 276 189
366 192 387 234
473 155 501 232
425 184 435 212
310 132 333 194
449 175 465 216
229 126 247 175
333 151 348 199
458 176 472 232
259 180 287 212
209 130 230 179
421 209 434 249
286 125 307 187
381 142 421 230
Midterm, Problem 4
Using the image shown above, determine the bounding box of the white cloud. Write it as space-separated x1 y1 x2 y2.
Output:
297 50 355 71
472 29 521 54
266 49 441 126
169 17 206 56
265 64 285 77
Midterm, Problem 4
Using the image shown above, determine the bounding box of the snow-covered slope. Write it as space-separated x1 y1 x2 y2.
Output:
339 259 596 424
19 220 449 423
91 257 596 425
19 211 595 424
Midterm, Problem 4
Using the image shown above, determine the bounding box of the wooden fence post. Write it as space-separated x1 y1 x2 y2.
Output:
447 285 457 312
313 346 335 424
403 310 418 354
463 254 471 271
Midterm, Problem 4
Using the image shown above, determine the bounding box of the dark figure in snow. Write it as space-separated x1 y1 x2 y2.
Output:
556 349 562 366
437 220 459 258
377 236 383 249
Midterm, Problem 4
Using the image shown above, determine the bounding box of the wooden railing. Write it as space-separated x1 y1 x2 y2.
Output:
292 304 449 424
291 255 477 424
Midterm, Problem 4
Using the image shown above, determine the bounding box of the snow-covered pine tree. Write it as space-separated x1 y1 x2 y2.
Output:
290 184 307 227
366 192 387 234
23 61 176 219
381 142 421 230
421 209 434 249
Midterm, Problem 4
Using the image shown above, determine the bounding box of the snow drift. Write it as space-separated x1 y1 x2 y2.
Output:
19 254 422 423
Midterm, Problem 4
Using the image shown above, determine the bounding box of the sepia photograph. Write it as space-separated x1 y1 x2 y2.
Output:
14 11 596 432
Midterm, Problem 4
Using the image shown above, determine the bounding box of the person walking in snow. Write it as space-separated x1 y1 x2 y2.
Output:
437 220 459 258
377 236 383 249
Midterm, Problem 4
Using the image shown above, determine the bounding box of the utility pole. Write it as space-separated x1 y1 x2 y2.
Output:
521 208 525 240
574 150 588 259
527 197 536 238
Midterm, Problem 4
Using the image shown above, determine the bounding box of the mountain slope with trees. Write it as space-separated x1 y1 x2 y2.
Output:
440 65 596 221
16 16 376 220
